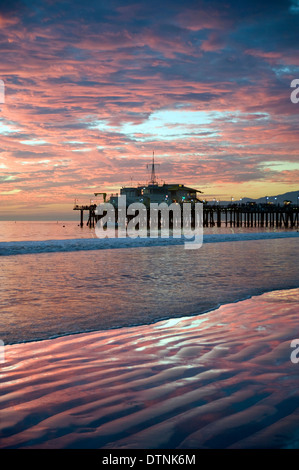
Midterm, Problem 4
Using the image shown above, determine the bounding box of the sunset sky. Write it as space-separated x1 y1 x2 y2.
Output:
0 0 299 220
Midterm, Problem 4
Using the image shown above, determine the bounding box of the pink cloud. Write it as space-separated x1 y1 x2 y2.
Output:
0 2 298 219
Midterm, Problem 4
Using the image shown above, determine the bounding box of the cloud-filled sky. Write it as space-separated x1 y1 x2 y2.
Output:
0 0 299 219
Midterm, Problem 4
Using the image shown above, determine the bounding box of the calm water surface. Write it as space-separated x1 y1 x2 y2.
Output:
0 220 298 345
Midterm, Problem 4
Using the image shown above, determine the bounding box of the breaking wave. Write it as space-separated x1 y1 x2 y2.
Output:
0 231 298 256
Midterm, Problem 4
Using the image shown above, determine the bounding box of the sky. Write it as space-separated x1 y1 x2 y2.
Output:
0 0 299 220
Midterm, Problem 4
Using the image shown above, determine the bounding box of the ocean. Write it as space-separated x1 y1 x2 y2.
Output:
0 221 298 345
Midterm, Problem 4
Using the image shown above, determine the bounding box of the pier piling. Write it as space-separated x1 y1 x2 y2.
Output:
74 203 299 231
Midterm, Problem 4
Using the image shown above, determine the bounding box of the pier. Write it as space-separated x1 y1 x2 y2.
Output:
73 203 299 230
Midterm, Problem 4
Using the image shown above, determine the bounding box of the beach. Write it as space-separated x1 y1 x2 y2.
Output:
1 287 299 449
0 222 299 449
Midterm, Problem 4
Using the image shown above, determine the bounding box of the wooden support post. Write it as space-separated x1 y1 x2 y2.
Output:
284 213 288 228
290 211 294 228
217 209 221 227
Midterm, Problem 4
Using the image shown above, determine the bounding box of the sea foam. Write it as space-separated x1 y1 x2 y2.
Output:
0 231 298 256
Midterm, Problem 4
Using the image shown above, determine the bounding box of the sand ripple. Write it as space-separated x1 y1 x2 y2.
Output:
1 288 299 449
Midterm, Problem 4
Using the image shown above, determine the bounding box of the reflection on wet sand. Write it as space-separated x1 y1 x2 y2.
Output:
1 288 299 449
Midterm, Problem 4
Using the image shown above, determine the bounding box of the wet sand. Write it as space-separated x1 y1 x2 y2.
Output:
1 288 299 449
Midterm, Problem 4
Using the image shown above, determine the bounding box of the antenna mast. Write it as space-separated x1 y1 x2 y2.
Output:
150 151 157 184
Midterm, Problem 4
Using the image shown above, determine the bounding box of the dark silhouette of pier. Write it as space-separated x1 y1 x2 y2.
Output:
74 203 299 230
